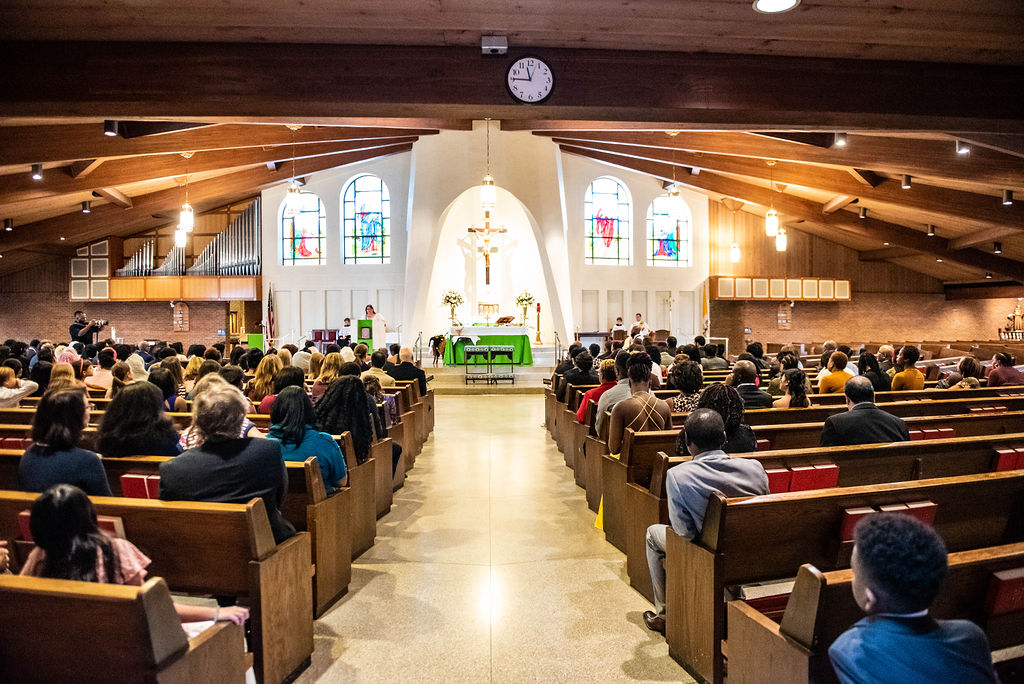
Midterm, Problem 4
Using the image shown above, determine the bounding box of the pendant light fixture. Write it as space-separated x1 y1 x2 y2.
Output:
283 125 304 219
765 161 779 237
178 151 194 233
480 119 497 211
722 198 741 263
775 226 788 252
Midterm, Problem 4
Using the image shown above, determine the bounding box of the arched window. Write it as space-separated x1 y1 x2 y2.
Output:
584 176 631 265
280 191 326 265
646 193 692 266
342 174 391 264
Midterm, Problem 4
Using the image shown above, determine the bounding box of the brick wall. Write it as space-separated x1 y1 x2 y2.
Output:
0 255 230 345
711 294 1023 354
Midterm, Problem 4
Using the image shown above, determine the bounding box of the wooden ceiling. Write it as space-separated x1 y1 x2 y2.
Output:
548 129 1024 284
1 0 1021 65
0 122 435 275
0 0 1021 284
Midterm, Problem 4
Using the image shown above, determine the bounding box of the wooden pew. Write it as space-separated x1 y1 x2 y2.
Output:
0 575 248 684
370 436 395 519
625 431 1024 603
808 384 1024 405
663 471 1024 684
336 431 376 559
602 429 677 553
727 543 1024 683
0 491 313 684
736 395 1024 427
0 448 352 617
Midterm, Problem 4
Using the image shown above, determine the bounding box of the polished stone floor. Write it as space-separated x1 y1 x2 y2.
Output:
297 395 692 683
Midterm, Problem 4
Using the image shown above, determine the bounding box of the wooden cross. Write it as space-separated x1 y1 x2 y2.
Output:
468 211 507 286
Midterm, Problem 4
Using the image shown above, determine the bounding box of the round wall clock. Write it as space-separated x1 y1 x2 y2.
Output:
506 56 554 104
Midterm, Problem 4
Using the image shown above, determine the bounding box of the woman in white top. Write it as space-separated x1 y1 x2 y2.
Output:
0 366 38 408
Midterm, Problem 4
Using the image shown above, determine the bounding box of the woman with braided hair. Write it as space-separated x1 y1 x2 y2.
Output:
314 375 374 465
693 383 757 454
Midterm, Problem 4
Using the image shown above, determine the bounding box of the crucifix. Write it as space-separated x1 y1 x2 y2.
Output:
468 213 507 286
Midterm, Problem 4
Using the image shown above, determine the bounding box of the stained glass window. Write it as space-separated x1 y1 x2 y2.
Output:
646 193 691 266
343 174 391 264
584 176 631 265
280 191 326 265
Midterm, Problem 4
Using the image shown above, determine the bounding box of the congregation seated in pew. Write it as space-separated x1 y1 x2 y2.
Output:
607 353 671 455
820 376 911 447
732 359 773 408
669 360 703 413
557 350 598 402
772 368 810 409
987 352 1024 387
159 380 296 544
829 513 999 684
642 409 769 635
267 386 348 494
818 351 854 394
256 365 306 415
892 344 926 391
18 484 250 628
20 388 111 496
696 383 757 453
97 381 181 459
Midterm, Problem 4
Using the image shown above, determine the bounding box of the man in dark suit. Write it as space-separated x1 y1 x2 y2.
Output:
732 359 773 409
159 383 296 544
829 513 998 683
820 376 910 447
387 346 428 395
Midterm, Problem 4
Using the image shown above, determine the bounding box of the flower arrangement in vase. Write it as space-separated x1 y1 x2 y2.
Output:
514 291 535 326
441 289 465 325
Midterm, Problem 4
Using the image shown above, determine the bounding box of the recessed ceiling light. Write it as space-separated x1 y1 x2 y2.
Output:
31 164 43 181
833 132 847 148
901 174 912 189
985 272 993 279
60 236 65 241
752 0 800 13
936 258 943 262
955 140 970 155
1003 190 1014 206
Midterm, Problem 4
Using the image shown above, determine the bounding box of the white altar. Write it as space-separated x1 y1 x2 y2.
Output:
449 325 528 342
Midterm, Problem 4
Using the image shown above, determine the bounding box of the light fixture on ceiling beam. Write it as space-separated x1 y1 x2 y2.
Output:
59 236 65 241
832 132 847 148
935 257 942 262
3 219 12 232
986 272 993 279
31 164 43 181
178 152 194 233
900 174 912 189
775 226 787 252
730 242 741 263
994 241 1002 254
81 201 91 214
282 125 304 219
765 161 779 237
103 120 119 137
752 0 800 13
955 139 970 156
926 224 935 237
858 207 867 219
1003 190 1014 206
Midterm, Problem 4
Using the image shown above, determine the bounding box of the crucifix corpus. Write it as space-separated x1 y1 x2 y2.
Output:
467 219 507 286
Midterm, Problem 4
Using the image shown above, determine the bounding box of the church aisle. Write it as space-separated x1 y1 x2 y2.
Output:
296 395 693 682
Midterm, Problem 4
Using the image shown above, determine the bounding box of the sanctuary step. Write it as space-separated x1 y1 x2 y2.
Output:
426 345 555 395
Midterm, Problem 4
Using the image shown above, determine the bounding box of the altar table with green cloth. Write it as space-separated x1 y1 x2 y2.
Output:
444 326 533 366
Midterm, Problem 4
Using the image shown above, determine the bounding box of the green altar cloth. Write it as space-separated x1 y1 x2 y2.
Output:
444 335 533 366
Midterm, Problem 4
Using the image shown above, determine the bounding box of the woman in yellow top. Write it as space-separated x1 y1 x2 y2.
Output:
817 351 853 394
891 345 925 391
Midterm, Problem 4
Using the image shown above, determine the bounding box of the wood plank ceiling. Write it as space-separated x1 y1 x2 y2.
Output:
0 0 1021 284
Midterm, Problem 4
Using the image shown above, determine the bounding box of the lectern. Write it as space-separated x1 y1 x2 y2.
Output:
357 319 374 350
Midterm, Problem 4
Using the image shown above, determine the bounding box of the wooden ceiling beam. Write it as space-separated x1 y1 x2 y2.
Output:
849 169 885 187
93 187 131 209
115 121 213 139
948 226 1018 251
67 159 102 179
0 123 438 166
548 138 1024 231
540 131 1024 192
859 247 920 261
1 42 1021 133
0 138 417 208
558 144 1024 281
822 195 856 214
750 132 837 148
953 133 1024 160
0 143 412 254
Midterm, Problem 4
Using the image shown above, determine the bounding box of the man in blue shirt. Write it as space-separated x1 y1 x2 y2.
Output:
642 409 769 634
828 513 997 684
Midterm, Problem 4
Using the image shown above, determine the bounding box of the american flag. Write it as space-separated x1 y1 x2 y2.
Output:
266 286 275 345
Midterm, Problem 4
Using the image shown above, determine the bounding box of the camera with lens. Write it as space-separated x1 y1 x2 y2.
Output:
95 320 109 326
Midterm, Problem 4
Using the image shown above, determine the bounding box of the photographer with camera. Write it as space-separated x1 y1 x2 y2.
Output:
69 310 107 346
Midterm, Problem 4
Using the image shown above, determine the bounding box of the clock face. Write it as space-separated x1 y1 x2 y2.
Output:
506 56 554 104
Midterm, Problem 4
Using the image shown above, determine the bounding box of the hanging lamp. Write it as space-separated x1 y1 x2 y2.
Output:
178 152 194 233
480 119 497 211
765 161 779 237
775 226 788 251
282 125 304 219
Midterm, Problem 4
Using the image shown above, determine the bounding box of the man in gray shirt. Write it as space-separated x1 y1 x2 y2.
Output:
594 350 631 435
643 409 769 634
